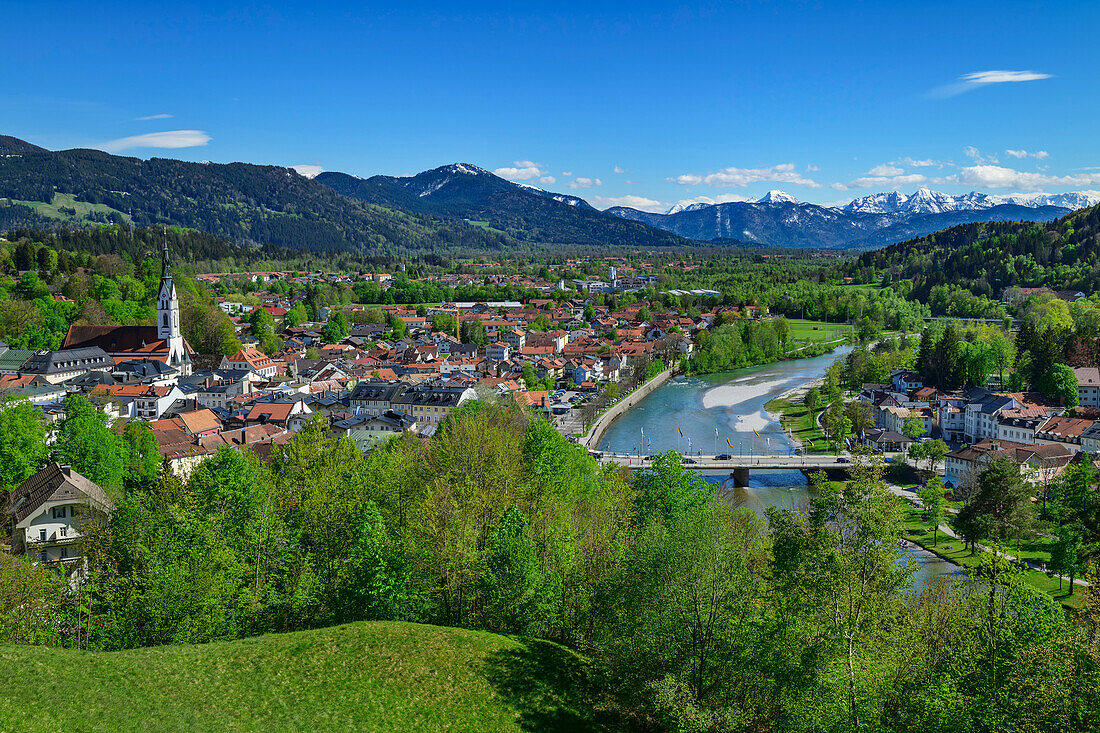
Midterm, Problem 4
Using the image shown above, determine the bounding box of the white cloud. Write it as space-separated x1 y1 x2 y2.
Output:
867 164 905 177
894 157 945 168
538 175 556 185
674 194 753 206
941 165 1100 190
566 177 602 189
561 171 572 176
964 70 1052 84
845 173 928 189
290 164 324 178
494 160 546 181
668 162 820 188
836 163 927 189
613 165 626 174
930 69 1052 97
806 164 820 172
136 113 173 121
98 130 211 153
589 195 668 212
1005 149 1049 160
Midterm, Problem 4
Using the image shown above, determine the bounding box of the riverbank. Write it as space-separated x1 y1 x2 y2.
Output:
580 365 678 449
764 389 828 454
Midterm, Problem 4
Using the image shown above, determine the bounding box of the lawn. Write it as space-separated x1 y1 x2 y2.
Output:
901 506 1084 610
0 621 612 732
9 192 132 223
786 318 855 344
766 395 829 454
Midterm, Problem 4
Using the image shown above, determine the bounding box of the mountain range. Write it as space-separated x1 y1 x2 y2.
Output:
0 133 1095 253
315 164 690 248
605 187 1093 250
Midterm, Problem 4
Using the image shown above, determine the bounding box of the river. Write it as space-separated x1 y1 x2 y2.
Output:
598 347 967 594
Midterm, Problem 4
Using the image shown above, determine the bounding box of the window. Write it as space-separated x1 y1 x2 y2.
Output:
52 506 66 519
39 529 46 542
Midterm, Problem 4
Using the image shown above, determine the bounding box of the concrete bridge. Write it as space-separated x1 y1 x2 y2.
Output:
593 451 858 485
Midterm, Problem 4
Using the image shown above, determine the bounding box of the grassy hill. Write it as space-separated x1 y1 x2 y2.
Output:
0 621 612 732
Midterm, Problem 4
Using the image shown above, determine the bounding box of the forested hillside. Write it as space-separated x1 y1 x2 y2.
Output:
0 141 516 254
848 204 1100 305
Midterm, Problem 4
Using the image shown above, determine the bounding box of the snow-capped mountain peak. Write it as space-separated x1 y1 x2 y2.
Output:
756 190 799 204
666 201 713 215
439 163 491 176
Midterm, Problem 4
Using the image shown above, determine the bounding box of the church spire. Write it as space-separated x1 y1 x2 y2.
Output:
160 227 172 285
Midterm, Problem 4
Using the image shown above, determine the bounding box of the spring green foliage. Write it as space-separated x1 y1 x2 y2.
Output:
0 230 240 354
7 403 1100 729
0 396 47 496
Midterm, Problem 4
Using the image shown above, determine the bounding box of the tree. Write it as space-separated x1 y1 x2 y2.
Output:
431 312 456 335
956 457 1035 553
322 311 350 344
0 396 47 496
918 476 947 545
767 453 913 731
54 394 125 493
1049 522 1086 594
476 506 544 634
921 439 948 474
1039 363 1079 407
902 413 927 440
804 386 820 422
989 331 1016 388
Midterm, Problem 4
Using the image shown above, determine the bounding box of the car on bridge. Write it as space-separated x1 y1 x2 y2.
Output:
683 457 697 464
715 453 732 460
836 457 850 463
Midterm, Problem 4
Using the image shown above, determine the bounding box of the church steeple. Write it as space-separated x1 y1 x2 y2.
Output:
157 236 179 341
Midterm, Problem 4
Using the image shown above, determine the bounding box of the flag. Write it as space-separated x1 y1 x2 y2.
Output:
726 437 733 449
678 427 683 438
714 427 719 437
753 428 760 437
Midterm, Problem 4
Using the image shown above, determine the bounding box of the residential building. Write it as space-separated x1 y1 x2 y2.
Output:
6 462 113 568
1075 367 1100 408
220 347 278 378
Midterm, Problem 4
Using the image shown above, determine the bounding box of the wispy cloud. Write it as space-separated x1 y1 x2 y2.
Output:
613 165 627 174
290 164 324 178
566 177 601 189
494 160 546 181
893 156 947 168
668 163 820 188
136 113 173 121
98 130 211 153
538 175 556 185
964 146 999 165
930 69 1052 98
1005 149 1049 160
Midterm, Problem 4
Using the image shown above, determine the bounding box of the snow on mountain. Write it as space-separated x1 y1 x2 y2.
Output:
665 202 713 215
840 189 1098 216
996 192 1100 209
756 190 799 204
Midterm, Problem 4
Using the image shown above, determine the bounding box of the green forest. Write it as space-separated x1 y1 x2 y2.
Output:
4 395 1100 731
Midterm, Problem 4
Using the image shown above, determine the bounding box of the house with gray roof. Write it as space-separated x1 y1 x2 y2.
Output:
5 462 113 569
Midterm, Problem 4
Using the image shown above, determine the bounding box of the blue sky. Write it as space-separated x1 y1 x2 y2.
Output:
2 1 1097 211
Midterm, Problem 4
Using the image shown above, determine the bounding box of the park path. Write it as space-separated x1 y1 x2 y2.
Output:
887 481 1091 589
